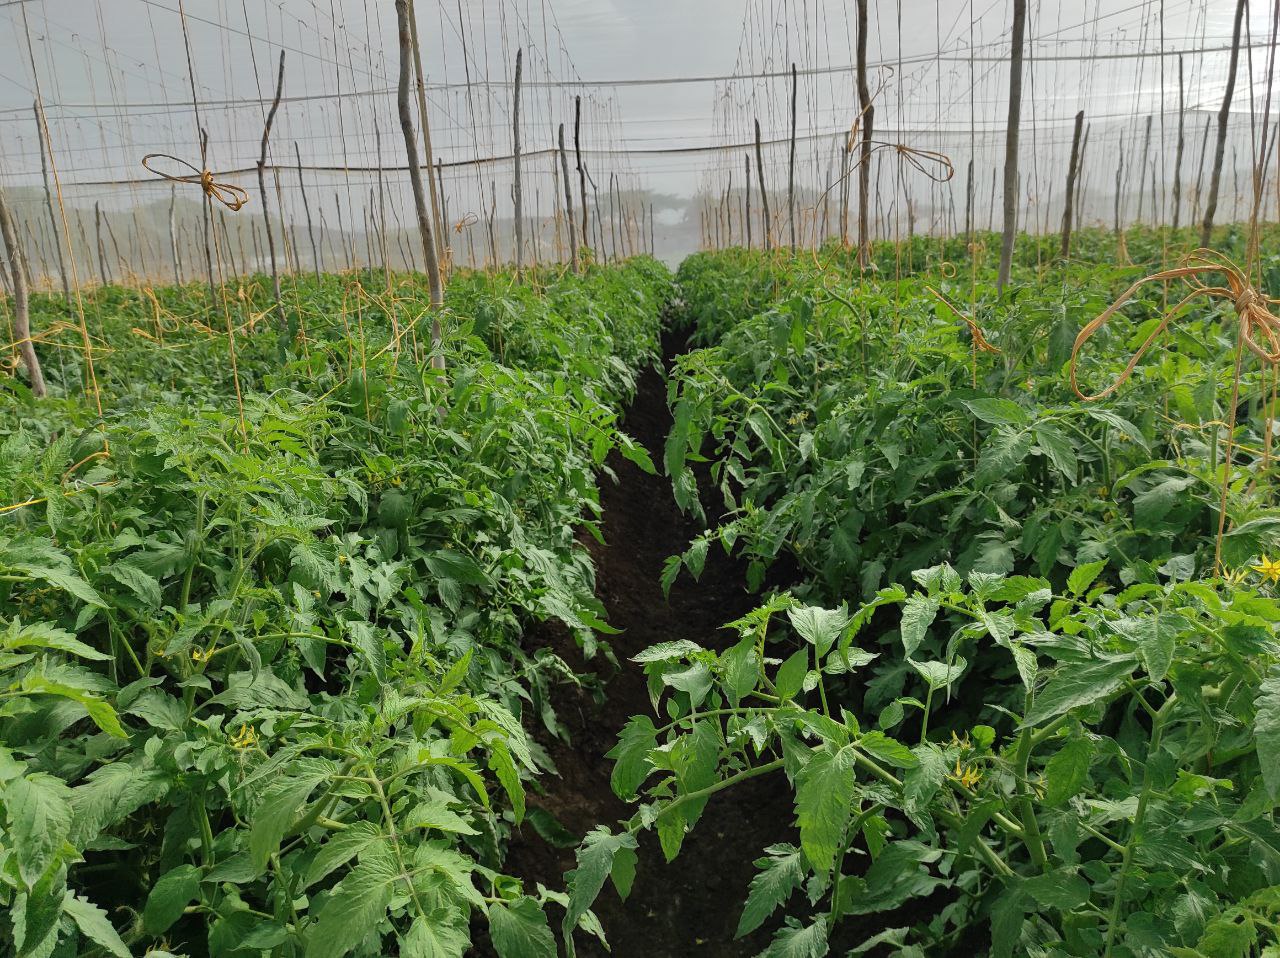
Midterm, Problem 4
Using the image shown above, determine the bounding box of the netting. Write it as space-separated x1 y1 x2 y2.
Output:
0 0 1277 284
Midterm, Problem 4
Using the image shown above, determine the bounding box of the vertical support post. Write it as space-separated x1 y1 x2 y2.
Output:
407 0 445 257
395 0 445 369
0 183 45 396
1060 110 1085 259
255 49 286 327
745 154 753 249
1202 0 1248 247
754 118 772 249
559 122 578 272
295 142 321 279
512 48 524 274
1172 55 1186 231
855 0 874 267
32 102 68 302
997 0 1027 292
788 63 798 253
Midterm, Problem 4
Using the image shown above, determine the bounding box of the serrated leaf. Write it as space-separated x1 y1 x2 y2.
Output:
795 745 855 873
775 648 809 701
964 398 1029 426
305 822 382 888
249 773 325 874
1032 423 1078 482
788 605 851 657
1024 657 1136 726
562 828 639 947
737 844 804 938
631 640 703 664
1067 560 1107 596
488 898 555 958
304 844 399 958
143 864 201 935
859 731 920 769
7 772 72 885
63 893 130 957
760 917 830 958
1255 669 1280 799
976 427 1034 487
1043 736 1093 806
899 594 939 658
1023 870 1090 911
607 715 657 800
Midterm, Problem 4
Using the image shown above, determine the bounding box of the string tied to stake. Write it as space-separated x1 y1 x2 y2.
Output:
1070 248 1280 401
141 153 250 211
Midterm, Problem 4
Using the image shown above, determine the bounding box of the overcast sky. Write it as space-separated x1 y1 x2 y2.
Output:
0 0 1273 234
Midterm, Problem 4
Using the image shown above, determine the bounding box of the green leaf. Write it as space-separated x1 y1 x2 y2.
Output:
908 656 967 691
107 563 163 607
859 732 920 769
425 549 490 586
610 844 638 901
488 740 525 824
1032 423 1078 481
719 635 760 705
761 917 830 958
899 595 939 658
143 864 201 935
1022 871 1090 911
406 799 479 836
249 773 325 874
964 398 1029 427
737 845 804 938
401 910 471 958
2 620 109 661
1067 560 1107 596
562 828 639 946
795 745 855 873
976 427 1034 487
0 536 106 608
1255 669 1280 799
1043 736 1093 807
775 648 809 701
305 844 399 958
19 673 126 738
787 605 851 657
488 898 555 958
1024 657 1136 726
607 715 657 800
631 640 703 664
7 772 72 885
63 893 131 958
304 822 382 888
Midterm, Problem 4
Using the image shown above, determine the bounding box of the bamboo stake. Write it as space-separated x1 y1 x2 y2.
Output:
0 184 44 396
255 50 286 328
855 0 873 266
168 185 181 285
559 123 578 273
512 48 524 275
1202 0 1248 247
295 143 321 280
32 101 68 302
406 0 445 258
94 202 109 287
395 0 445 369
575 97 588 257
997 0 1027 292
1060 110 1085 260
1173 56 1186 231
788 63 798 253
1136 115 1152 224
754 118 772 249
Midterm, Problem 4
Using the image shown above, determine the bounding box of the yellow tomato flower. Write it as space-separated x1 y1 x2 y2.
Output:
230 724 258 750
1253 556 1280 584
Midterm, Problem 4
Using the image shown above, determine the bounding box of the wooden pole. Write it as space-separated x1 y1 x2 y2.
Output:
997 0 1027 292
32 102 68 302
964 157 974 238
575 97 588 257
1136 115 1152 224
395 0 445 369
406 0 445 257
1060 110 1085 259
168 185 182 284
559 122 578 272
1173 56 1186 231
0 184 45 396
94 202 109 286
855 0 873 267
512 48 524 274
255 50 286 327
1202 0 1248 247
745 154 753 249
1114 133 1126 239
788 63 798 253
754 118 772 249
295 143 321 279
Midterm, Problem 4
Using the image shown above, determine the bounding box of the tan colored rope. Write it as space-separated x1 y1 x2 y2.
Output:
141 153 250 212
925 284 1000 353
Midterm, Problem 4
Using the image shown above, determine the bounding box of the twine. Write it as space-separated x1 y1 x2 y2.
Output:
925 284 1000 353
1069 249 1280 401
141 153 249 212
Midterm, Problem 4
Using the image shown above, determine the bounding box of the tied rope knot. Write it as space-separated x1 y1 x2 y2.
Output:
141 153 250 212
1070 248 1280 401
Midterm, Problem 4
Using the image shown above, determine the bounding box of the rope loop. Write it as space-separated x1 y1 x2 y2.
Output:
1069 248 1280 401
141 153 249 211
